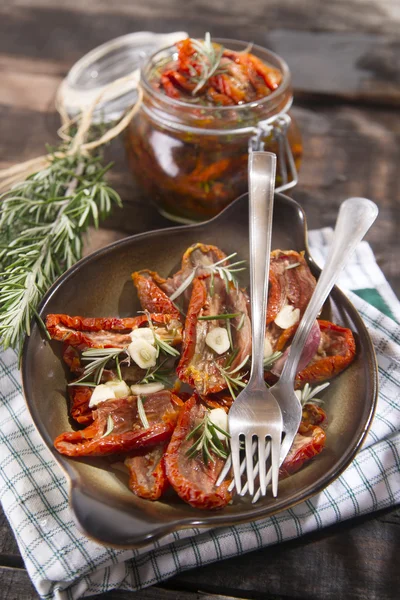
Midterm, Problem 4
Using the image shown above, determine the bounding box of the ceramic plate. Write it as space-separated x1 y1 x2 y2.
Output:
21 193 378 547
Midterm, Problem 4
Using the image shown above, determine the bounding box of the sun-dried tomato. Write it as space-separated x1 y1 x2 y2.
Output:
125 445 169 500
68 386 93 424
176 275 251 396
280 425 326 478
267 250 316 324
54 391 183 457
46 313 182 349
266 319 356 388
164 396 232 509
131 270 181 318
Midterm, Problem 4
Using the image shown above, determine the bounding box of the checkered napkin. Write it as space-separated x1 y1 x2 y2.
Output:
1 228 399 600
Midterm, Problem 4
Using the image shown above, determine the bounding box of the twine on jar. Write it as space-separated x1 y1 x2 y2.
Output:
0 72 143 194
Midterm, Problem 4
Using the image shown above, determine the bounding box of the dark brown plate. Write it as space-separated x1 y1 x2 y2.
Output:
21 192 378 548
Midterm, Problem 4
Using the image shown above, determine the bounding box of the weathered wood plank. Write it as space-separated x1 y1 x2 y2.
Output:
3 0 400 35
0 5 399 106
0 565 253 600
0 509 20 556
168 506 400 600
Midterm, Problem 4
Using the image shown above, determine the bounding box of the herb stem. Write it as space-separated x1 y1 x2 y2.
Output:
198 313 241 321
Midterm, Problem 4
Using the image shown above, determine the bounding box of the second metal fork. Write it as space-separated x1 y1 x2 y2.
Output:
228 151 283 498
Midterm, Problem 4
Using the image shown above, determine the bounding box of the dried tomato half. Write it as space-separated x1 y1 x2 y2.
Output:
177 275 251 396
164 396 232 509
131 270 181 319
279 401 327 478
267 250 316 324
160 243 227 300
54 391 183 457
125 445 169 501
68 386 93 424
280 427 326 478
266 319 356 388
46 313 182 349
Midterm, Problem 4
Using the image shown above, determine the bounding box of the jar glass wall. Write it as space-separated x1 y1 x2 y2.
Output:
125 39 302 223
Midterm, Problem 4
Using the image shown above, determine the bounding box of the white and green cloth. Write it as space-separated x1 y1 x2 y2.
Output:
1 228 399 600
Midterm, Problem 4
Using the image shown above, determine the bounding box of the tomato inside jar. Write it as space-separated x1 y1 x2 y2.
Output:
126 37 302 223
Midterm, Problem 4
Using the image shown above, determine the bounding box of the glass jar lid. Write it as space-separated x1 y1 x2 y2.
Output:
58 31 187 122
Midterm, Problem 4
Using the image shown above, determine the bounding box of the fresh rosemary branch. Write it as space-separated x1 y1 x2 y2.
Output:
207 253 246 293
263 351 283 369
295 382 330 406
186 409 230 465
144 312 180 357
169 252 246 302
0 152 122 353
190 33 225 95
69 347 128 387
198 312 241 321
139 358 175 386
217 354 249 399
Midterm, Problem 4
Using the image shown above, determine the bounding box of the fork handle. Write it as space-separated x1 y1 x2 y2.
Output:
280 197 378 383
248 151 277 383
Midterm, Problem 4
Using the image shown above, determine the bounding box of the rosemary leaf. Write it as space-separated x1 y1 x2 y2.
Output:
285 262 301 270
137 395 149 429
198 313 241 321
101 415 115 438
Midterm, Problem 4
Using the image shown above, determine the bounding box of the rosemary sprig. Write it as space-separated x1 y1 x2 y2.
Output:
69 347 128 387
217 354 249 399
186 410 230 465
207 253 246 293
198 312 241 321
144 312 180 357
295 382 330 406
139 358 175 386
190 33 225 95
154 334 180 357
263 351 283 369
0 152 121 353
169 252 246 302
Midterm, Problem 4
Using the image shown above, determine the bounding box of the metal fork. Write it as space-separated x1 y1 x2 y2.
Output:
228 151 283 498
249 196 379 502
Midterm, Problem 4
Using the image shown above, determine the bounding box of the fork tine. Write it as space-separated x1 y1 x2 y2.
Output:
240 442 260 496
216 454 232 487
258 438 268 496
230 435 243 494
245 436 255 495
229 440 257 493
270 432 281 498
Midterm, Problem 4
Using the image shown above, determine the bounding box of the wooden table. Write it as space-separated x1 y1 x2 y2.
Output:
1 1 399 599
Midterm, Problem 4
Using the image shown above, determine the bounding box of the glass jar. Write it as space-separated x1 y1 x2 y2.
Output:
125 39 302 223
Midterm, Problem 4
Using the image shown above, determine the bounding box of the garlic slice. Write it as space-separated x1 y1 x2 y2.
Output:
89 384 116 408
209 407 229 440
205 327 230 355
264 337 273 359
130 382 165 395
128 338 157 369
105 379 131 398
274 305 300 329
130 327 155 344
